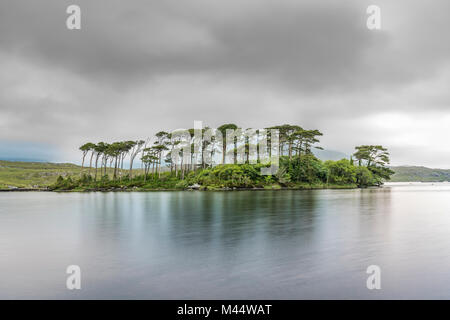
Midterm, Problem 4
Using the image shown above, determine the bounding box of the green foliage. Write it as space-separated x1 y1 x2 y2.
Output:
175 180 190 189
367 166 395 185
191 164 267 188
283 154 327 184
79 174 93 185
275 166 291 185
355 166 375 187
47 151 394 191
352 144 394 186
325 159 356 185
50 175 76 190
353 145 390 167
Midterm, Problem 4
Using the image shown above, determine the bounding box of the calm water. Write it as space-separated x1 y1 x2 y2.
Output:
1 183 450 299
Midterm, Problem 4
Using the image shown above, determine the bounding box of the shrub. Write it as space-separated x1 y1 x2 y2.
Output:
355 166 375 187
325 159 356 185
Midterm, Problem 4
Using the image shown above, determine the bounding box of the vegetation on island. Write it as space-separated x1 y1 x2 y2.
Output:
48 124 394 191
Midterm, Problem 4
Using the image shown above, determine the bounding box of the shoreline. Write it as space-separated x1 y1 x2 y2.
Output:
1 185 368 193
0 188 49 192
1 181 439 192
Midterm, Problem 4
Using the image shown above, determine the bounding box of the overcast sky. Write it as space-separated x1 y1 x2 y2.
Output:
0 0 449 167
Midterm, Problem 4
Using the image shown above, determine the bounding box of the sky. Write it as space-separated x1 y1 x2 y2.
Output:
0 0 449 167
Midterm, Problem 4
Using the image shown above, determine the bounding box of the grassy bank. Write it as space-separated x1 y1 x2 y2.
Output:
0 160 132 190
0 161 80 189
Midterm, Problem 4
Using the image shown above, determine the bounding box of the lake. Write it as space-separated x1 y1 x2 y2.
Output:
1 183 450 299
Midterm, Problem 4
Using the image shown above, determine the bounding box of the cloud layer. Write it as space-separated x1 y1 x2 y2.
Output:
0 0 449 167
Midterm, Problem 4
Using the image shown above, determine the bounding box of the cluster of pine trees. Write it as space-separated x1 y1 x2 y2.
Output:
53 124 393 191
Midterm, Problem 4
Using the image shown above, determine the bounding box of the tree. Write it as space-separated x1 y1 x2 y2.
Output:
154 132 170 178
93 142 108 181
141 148 158 183
152 143 169 178
285 125 302 159
295 129 323 156
353 145 394 184
100 142 111 177
128 140 145 180
87 144 97 176
353 145 389 167
118 141 133 181
107 142 122 180
79 143 95 172
268 124 302 157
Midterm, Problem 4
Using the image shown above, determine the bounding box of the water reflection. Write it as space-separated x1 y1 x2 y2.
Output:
2 185 450 299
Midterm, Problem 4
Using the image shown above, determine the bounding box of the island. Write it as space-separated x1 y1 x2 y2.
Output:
1 124 395 192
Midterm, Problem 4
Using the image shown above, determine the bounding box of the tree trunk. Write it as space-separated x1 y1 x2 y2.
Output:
88 152 94 176
113 156 118 180
222 143 226 164
288 142 292 160
94 154 100 181
256 131 260 163
81 153 86 170
80 152 87 177
233 139 237 164
158 154 162 179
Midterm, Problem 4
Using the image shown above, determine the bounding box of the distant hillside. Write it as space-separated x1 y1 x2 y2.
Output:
313 149 349 161
0 160 83 189
391 166 450 182
0 160 137 189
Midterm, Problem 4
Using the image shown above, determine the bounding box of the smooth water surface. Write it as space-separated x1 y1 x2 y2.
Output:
1 183 450 299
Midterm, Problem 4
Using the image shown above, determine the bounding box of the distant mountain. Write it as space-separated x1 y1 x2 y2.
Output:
0 141 55 163
0 157 48 162
390 166 450 182
313 149 349 161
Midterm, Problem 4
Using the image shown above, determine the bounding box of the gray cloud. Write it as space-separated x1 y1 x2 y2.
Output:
0 0 425 90
0 0 449 166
